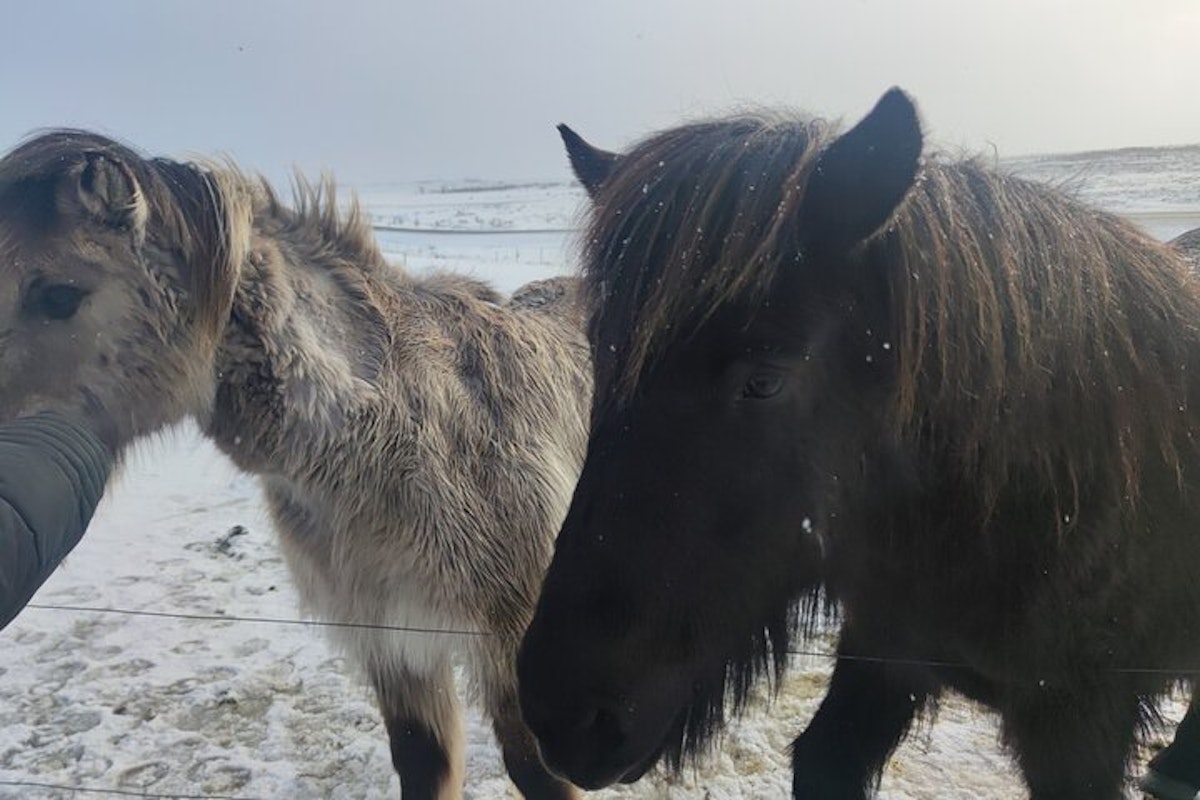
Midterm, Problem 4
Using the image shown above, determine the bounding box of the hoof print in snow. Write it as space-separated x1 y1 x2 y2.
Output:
185 524 251 560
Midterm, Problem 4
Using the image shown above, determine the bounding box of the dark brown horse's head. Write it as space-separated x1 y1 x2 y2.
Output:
518 89 925 788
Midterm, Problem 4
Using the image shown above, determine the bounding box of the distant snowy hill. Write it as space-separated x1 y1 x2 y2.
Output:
1005 143 1200 213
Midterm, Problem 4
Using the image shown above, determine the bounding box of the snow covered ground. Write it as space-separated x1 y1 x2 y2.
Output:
2 146 1199 799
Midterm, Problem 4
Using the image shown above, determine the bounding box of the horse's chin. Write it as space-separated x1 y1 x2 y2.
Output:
541 751 651 792
536 704 684 790
579 685 726 788
617 746 665 784
528 629 783 790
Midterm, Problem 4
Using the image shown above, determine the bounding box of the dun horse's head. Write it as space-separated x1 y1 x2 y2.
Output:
518 90 924 788
0 131 242 449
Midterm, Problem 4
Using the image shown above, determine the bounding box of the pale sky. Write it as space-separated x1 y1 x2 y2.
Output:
3 0 1197 186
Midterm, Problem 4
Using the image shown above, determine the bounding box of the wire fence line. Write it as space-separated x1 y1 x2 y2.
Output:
24 601 489 638
1 608 483 798
4 599 1196 799
18 599 1200 676
0 777 262 800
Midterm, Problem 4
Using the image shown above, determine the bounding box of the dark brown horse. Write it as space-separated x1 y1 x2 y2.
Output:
517 89 1200 799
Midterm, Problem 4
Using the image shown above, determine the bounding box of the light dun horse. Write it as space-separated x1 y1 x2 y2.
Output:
518 90 1200 799
0 131 590 799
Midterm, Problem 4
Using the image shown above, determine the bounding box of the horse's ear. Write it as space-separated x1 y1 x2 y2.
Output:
558 124 619 198
62 152 148 238
801 88 922 252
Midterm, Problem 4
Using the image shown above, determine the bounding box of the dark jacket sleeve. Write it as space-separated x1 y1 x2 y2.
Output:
0 412 113 631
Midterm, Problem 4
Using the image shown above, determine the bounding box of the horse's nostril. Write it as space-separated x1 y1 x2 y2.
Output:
588 705 628 752
565 706 598 736
547 702 628 756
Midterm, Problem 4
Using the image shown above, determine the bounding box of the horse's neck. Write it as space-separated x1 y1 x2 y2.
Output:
205 216 395 474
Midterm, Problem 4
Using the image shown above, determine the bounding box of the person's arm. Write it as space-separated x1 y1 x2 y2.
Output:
0 412 113 630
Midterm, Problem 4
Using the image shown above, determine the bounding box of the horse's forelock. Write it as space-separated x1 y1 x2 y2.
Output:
0 132 245 341
582 113 833 409
0 130 147 230
0 129 143 185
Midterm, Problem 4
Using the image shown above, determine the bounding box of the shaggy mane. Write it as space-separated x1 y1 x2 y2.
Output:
584 113 1200 514
0 129 390 284
249 170 389 275
881 160 1200 507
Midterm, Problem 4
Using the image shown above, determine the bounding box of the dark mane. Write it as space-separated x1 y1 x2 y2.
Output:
582 113 835 406
584 113 1200 514
882 161 1200 509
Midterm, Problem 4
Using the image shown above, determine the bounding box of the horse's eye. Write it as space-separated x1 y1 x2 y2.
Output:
741 372 785 400
28 283 89 321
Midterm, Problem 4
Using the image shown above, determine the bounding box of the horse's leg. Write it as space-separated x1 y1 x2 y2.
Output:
374 660 465 800
1142 684 1200 799
477 640 579 799
1002 681 1142 800
790 633 932 799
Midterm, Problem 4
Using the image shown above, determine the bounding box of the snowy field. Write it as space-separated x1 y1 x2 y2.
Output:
2 146 1199 799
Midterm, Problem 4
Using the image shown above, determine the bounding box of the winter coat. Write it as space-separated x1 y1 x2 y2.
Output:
0 412 112 630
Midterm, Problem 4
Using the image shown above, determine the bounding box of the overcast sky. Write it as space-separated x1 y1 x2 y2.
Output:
3 0 1197 186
